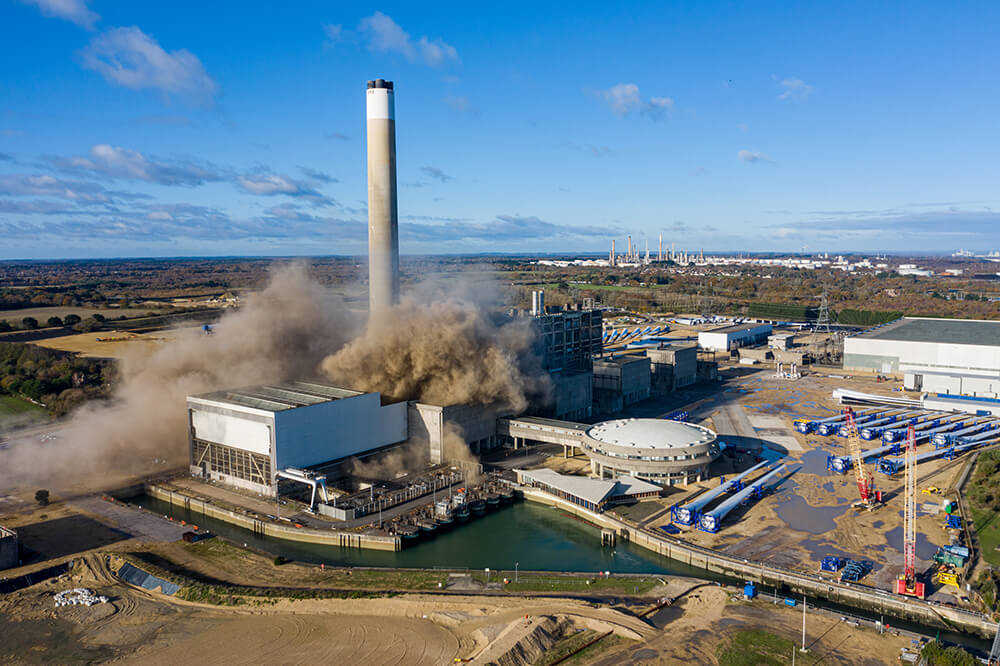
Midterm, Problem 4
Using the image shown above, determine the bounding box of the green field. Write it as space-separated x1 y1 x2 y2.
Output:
966 451 1000 567
0 395 46 421
715 629 796 666
969 505 1000 567
471 572 659 595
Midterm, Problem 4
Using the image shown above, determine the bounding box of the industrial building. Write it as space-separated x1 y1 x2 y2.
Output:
580 418 720 485
647 343 697 394
592 354 651 413
188 382 409 494
843 317 1000 397
698 323 773 352
515 468 661 512
0 526 17 570
529 306 602 420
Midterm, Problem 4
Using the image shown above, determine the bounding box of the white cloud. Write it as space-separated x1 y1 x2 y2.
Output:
358 12 459 66
598 83 641 115
738 149 774 164
54 144 223 186
237 174 302 196
22 0 98 30
80 26 218 103
595 84 674 121
443 95 476 114
322 23 343 42
777 77 814 102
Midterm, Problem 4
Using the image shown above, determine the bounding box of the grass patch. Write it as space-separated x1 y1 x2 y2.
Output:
0 395 46 419
472 572 659 595
716 629 796 666
966 451 1000 567
562 634 629 664
535 630 598 666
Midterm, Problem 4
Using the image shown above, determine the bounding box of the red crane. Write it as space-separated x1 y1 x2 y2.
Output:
896 424 926 599
843 407 881 509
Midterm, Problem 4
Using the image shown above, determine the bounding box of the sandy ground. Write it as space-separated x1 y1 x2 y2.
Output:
0 554 911 666
33 326 199 359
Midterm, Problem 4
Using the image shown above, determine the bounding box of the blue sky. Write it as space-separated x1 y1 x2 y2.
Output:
2 1 999 259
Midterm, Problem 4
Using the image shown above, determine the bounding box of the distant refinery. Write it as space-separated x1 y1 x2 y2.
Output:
606 234 704 267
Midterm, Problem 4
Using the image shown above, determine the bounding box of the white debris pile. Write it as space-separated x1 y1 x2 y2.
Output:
54 588 109 607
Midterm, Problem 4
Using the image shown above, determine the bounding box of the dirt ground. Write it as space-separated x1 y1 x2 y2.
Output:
33 326 198 359
0 554 911 666
615 368 975 606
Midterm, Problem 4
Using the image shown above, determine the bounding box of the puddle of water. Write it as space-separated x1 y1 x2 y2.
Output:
798 537 859 563
797 448 832 476
774 495 851 534
885 526 938 560
872 520 884 529
821 481 834 493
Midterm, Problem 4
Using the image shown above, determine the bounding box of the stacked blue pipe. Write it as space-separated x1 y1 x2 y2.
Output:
882 413 953 443
877 435 995 475
698 465 787 532
932 420 997 448
671 460 769 525
836 409 908 437
814 408 881 436
828 418 971 473
859 411 923 440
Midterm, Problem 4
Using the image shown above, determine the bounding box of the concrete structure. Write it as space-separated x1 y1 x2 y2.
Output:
647 344 697 394
0 526 17 570
187 382 408 494
366 78 399 317
768 333 794 350
515 468 660 512
547 369 593 420
533 310 603 372
844 317 1000 397
698 323 773 352
593 354 651 412
531 289 546 316
408 401 506 464
581 418 720 486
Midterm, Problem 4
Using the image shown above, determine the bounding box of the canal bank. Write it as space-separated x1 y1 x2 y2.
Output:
521 488 998 640
136 481 996 641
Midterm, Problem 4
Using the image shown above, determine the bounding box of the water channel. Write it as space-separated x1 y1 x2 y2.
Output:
133 493 992 654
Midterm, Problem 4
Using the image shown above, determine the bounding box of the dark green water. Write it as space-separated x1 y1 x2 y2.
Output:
135 494 699 575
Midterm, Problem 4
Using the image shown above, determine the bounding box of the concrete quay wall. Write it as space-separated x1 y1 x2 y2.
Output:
145 484 400 552
521 489 997 639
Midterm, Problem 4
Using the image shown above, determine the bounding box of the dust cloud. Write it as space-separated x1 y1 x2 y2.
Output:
321 295 551 413
0 263 358 492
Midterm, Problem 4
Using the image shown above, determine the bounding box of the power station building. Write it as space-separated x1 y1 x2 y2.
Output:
843 317 1000 397
580 418 720 485
647 343 697 394
187 382 408 494
592 354 651 413
530 306 603 421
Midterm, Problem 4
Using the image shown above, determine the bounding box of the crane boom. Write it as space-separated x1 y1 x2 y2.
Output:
896 424 925 598
844 407 879 508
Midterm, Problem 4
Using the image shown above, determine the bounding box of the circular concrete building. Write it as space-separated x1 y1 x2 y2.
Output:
581 418 720 486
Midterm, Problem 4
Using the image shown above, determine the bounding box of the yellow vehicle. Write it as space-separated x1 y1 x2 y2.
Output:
934 571 960 588
922 486 942 495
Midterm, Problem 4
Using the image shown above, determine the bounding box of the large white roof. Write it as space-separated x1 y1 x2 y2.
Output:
586 418 715 450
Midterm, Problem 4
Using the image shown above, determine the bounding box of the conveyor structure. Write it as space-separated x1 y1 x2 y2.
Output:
670 460 769 525
697 464 788 532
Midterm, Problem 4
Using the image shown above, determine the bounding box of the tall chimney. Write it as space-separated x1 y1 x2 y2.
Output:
611 239 616 266
366 78 399 318
658 234 662 261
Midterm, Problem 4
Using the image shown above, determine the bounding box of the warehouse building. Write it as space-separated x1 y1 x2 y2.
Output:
698 323 773 352
843 317 1000 397
581 418 720 486
647 343 697 394
187 382 408 494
